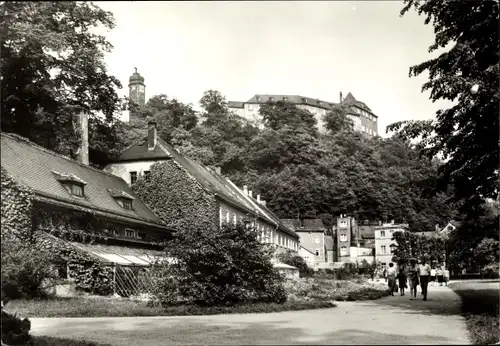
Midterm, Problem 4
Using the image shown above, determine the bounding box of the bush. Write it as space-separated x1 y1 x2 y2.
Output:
480 262 499 279
149 222 286 307
1 237 58 301
1 309 31 345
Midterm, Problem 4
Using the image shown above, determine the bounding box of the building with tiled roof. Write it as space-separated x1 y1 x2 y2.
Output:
104 122 299 254
228 92 378 136
1 131 175 265
281 218 327 267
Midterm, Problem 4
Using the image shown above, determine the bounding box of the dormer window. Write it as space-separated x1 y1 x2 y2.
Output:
108 189 134 210
256 96 261 102
125 229 136 238
269 97 275 102
52 171 87 198
283 96 288 101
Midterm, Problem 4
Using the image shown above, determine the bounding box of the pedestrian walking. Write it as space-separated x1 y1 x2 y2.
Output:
419 257 431 301
430 267 436 286
437 266 444 286
397 268 407 296
387 263 397 295
409 259 419 299
443 268 450 286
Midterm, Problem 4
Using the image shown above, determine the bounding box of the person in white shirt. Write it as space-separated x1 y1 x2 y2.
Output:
387 263 397 296
418 258 431 301
430 267 437 286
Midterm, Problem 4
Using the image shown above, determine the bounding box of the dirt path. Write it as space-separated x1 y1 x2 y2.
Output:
30 285 469 345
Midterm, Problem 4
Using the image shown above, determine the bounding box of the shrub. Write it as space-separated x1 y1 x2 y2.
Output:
1 237 58 301
481 262 500 279
1 309 31 346
149 222 286 307
276 250 308 273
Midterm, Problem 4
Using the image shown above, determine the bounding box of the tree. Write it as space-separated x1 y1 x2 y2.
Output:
276 249 309 275
475 238 500 269
259 101 318 135
0 1 124 164
323 104 354 134
151 222 287 307
392 231 445 265
388 1 499 211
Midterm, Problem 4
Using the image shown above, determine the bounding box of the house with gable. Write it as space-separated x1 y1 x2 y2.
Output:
103 122 299 254
282 219 327 268
1 130 175 267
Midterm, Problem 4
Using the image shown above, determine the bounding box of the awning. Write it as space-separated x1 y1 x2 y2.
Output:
69 241 164 266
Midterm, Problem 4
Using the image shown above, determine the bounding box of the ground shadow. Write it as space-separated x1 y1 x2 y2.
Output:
32 318 466 345
354 291 463 317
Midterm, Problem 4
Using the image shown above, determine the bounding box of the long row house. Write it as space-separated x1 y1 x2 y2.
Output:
1 112 300 293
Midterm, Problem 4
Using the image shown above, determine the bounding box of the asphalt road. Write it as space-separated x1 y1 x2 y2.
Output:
30 284 469 345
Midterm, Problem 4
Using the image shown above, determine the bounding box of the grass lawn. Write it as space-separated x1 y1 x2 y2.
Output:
30 336 110 346
448 281 500 345
5 297 336 318
5 278 388 319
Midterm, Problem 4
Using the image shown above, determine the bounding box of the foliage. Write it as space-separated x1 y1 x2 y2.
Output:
448 201 499 273
149 222 286 307
474 238 499 269
0 1 126 166
276 250 310 276
391 231 446 265
1 310 31 346
323 104 354 134
1 239 58 301
5 296 335 318
259 101 318 135
284 277 389 302
389 0 499 211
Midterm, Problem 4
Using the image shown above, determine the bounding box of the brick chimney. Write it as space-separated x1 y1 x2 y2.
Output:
74 111 89 165
391 220 395 225
243 185 248 195
257 194 261 203
261 200 267 207
148 121 157 151
249 190 253 198
215 166 221 175
339 92 343 103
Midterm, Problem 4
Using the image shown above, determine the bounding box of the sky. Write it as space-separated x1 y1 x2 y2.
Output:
97 1 454 137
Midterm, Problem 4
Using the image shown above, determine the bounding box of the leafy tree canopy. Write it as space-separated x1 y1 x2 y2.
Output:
388 0 499 212
0 1 125 166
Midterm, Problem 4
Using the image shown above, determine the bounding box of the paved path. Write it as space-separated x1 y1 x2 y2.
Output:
30 285 469 345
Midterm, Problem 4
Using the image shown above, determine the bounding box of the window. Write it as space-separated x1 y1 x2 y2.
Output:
256 96 261 102
380 230 386 237
130 171 137 185
315 249 320 256
339 220 347 227
248 104 253 111
361 125 365 132
126 229 136 238
225 210 230 223
381 245 386 254
314 236 320 244
70 184 84 197
340 246 347 256
121 199 133 210
232 213 237 225
144 171 151 180
340 233 347 242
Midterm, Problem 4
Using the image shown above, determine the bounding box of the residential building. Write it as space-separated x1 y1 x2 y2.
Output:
282 219 327 268
298 246 316 268
335 216 356 263
103 122 299 254
1 128 175 266
228 92 378 136
341 92 378 136
354 220 377 249
374 221 409 266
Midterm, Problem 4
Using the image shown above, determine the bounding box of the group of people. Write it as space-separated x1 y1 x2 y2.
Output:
379 259 450 301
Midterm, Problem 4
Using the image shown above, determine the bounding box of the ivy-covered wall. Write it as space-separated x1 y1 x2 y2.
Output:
133 161 219 233
1 167 33 241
